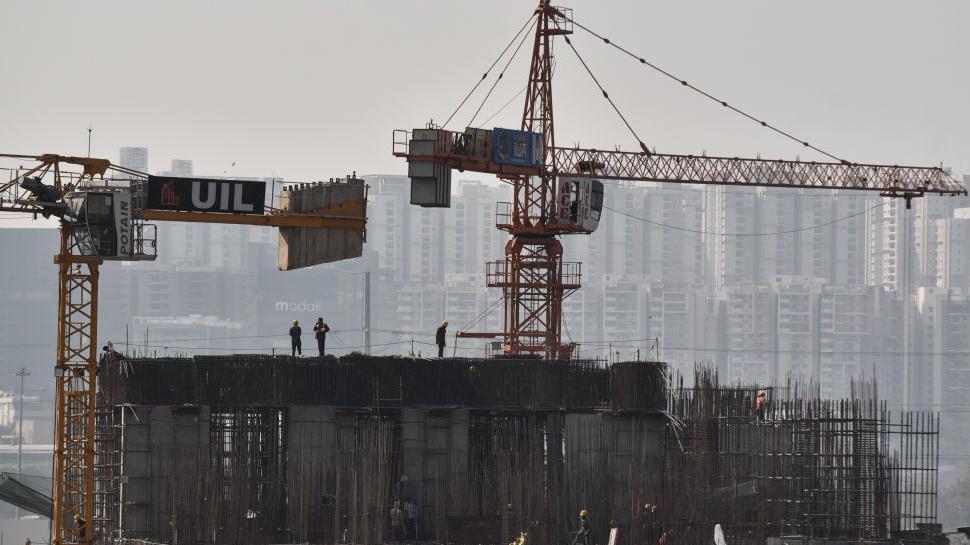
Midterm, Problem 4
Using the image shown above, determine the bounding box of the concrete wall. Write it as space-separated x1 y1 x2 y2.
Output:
121 405 210 542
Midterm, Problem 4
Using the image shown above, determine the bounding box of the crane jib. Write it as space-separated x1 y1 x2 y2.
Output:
145 175 266 214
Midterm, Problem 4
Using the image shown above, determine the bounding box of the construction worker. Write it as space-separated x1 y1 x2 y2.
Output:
436 320 448 358
404 497 417 539
575 509 591 545
642 503 665 545
313 317 330 357
755 390 767 420
74 514 87 541
99 343 124 368
289 320 303 357
390 500 405 543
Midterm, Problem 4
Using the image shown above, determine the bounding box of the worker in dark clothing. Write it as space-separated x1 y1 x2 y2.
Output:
100 343 124 364
289 320 302 357
98 343 125 375
74 514 87 541
575 509 591 545
435 320 448 358
313 318 330 357
390 500 405 543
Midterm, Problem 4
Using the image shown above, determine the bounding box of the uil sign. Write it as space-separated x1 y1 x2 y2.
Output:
146 176 266 214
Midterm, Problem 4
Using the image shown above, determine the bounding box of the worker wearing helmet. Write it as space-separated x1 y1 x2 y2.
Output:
74 513 87 541
289 320 303 357
755 390 767 420
575 509 591 545
436 320 448 358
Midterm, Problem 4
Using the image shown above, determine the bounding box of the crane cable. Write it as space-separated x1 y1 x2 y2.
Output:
605 200 881 237
553 17 652 155
479 57 557 130
441 13 537 129
561 14 851 165
468 18 538 128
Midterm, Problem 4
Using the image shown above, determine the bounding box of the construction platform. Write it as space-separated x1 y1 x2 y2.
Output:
94 356 940 545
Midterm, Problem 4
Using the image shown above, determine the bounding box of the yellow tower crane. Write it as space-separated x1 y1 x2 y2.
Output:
0 152 368 545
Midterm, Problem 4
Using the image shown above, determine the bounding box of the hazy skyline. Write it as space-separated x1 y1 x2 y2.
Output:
1 1 967 193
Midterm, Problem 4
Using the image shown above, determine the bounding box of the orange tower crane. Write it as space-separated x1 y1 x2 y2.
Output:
394 1 966 359
0 152 367 544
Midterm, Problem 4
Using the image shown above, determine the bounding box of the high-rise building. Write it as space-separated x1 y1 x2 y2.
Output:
934 208 970 289
722 285 776 384
171 159 193 177
915 287 970 437
827 194 868 286
445 180 509 277
913 196 967 287
119 147 148 172
704 186 760 287
600 275 651 360
564 284 603 356
646 283 719 377
365 175 446 281
818 285 902 401
772 276 823 383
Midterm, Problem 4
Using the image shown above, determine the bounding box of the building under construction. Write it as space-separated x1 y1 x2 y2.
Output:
92 356 940 545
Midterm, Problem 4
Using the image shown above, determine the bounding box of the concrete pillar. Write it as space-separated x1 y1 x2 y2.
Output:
148 406 175 538
400 408 427 539
171 406 209 544
286 406 336 542
120 406 152 536
448 409 470 516
545 413 565 545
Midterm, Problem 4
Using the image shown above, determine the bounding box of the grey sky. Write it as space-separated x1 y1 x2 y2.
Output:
1 1 967 191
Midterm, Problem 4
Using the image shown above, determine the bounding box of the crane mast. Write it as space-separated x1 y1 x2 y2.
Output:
393 1 967 360
494 2 577 359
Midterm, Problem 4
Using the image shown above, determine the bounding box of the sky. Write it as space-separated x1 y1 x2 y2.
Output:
1 0 968 228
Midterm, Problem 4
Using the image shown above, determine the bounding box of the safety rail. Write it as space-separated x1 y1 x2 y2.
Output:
547 6 574 34
132 222 158 260
392 129 410 156
485 259 582 289
495 201 513 228
394 127 497 162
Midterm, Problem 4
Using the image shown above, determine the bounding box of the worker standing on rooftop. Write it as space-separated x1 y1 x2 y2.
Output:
436 320 448 358
289 320 303 357
314 317 330 357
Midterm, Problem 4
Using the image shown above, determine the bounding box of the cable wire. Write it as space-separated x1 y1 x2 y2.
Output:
563 14 850 164
481 86 527 127
557 27 652 155
468 18 537 128
604 200 880 237
441 13 537 129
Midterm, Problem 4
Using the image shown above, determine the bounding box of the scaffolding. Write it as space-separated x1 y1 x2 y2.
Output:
661 369 939 545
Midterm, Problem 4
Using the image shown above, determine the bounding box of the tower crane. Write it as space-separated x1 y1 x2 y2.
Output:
0 152 367 544
394 1 966 359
